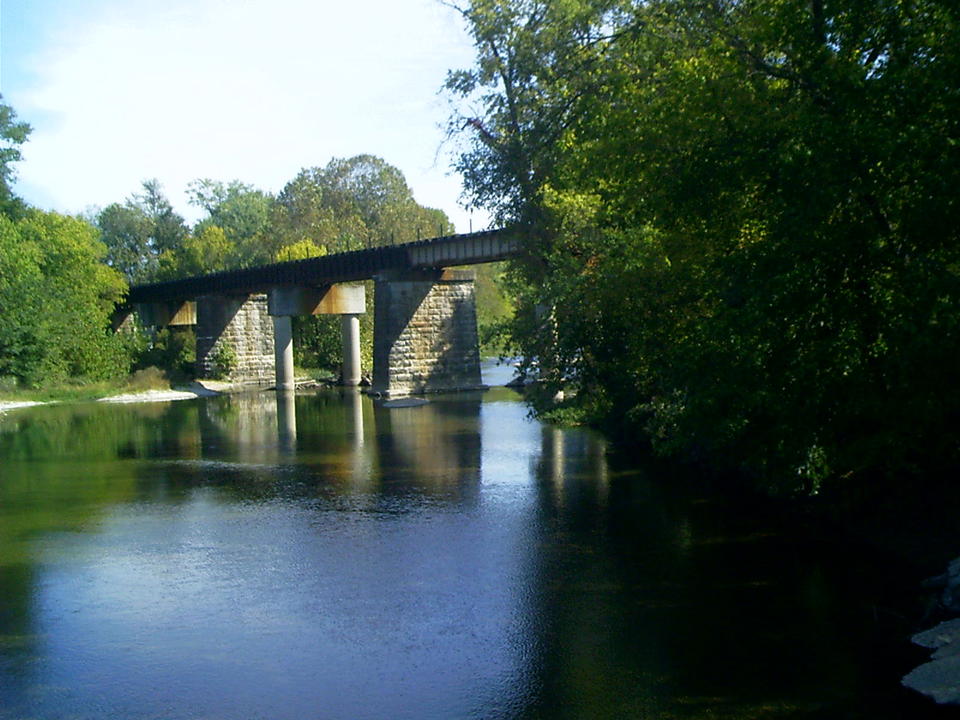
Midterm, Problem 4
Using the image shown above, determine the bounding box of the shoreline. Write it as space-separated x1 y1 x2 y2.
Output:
0 400 44 414
0 382 226 414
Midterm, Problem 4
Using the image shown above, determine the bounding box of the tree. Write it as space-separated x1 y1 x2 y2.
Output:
96 202 154 282
97 179 188 282
0 210 129 386
447 0 960 490
188 179 273 266
273 155 453 253
275 238 326 263
0 95 31 219
155 225 234 281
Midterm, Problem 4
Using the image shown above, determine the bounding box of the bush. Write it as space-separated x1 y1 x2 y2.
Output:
207 342 236 380
125 366 170 391
133 327 195 381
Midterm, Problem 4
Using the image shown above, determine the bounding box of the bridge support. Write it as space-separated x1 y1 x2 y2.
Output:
341 314 362 386
273 316 295 391
196 294 275 384
372 269 482 397
268 284 366 389
135 300 197 328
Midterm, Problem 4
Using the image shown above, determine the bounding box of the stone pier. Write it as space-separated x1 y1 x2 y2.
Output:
196 294 275 384
371 269 482 397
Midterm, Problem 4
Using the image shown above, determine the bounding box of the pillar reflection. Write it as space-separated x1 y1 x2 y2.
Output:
276 390 297 452
373 395 482 500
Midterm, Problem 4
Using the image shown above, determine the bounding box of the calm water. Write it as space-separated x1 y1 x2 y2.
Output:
0 365 949 719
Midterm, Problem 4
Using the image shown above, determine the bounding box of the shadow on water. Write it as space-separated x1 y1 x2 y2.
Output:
0 384 953 719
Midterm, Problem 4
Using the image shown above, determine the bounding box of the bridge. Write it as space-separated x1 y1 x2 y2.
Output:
116 229 521 396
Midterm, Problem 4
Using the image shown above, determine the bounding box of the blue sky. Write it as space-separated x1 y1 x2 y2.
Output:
0 0 490 232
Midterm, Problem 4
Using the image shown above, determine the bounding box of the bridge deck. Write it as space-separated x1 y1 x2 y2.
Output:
126 229 519 304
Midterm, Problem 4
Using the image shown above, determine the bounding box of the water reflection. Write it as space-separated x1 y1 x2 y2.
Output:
0 389 950 720
276 389 297 451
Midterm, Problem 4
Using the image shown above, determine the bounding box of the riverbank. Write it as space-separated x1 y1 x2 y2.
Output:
0 381 223 413
0 400 44 413
0 365 331 414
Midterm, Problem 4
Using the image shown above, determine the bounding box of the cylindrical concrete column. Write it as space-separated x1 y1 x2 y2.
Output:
341 314 361 386
273 315 295 391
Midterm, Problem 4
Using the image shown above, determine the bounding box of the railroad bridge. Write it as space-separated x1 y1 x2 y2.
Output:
116 229 520 397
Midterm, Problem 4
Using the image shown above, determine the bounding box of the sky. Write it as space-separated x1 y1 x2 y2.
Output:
0 0 491 232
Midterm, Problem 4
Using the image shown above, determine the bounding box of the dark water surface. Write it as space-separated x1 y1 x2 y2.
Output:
0 367 949 718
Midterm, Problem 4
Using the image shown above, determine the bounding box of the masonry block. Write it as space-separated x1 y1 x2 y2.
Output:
372 269 482 396
196 294 275 384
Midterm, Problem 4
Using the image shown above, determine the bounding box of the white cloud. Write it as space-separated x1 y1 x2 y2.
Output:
11 0 490 231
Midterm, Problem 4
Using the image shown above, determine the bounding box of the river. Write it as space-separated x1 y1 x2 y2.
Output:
0 363 951 718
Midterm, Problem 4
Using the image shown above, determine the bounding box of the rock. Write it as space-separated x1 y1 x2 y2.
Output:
382 397 429 408
913 619 960 653
903 559 960 704
922 573 949 590
902 656 960 705
943 558 960 612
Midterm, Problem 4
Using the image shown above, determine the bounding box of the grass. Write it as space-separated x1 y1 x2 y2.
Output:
0 367 175 404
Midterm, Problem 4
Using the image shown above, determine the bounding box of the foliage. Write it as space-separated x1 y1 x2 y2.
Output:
0 210 130 387
132 327 196 380
154 225 234 281
97 179 188 282
207 341 237 380
0 95 30 220
188 179 274 265
293 316 343 371
472 261 514 355
273 155 454 252
447 0 960 491
275 238 326 263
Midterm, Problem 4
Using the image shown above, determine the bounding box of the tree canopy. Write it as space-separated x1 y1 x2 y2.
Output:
97 179 188 282
447 0 960 490
0 210 129 386
274 155 453 252
188 179 274 265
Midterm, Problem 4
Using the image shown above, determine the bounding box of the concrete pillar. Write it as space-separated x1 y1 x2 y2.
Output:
341 314 362 386
273 315 295 391
268 284 366 388
372 269 482 397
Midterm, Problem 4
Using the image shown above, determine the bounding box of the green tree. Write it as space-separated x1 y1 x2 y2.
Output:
275 238 326 263
448 0 960 490
0 95 31 219
273 155 453 253
0 210 130 386
96 202 154 282
97 179 188 282
155 225 234 280
187 179 273 266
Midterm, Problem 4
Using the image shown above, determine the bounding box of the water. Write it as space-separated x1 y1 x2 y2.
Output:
0 364 949 718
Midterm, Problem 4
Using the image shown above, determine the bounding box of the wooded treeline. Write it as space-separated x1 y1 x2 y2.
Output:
447 0 960 491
